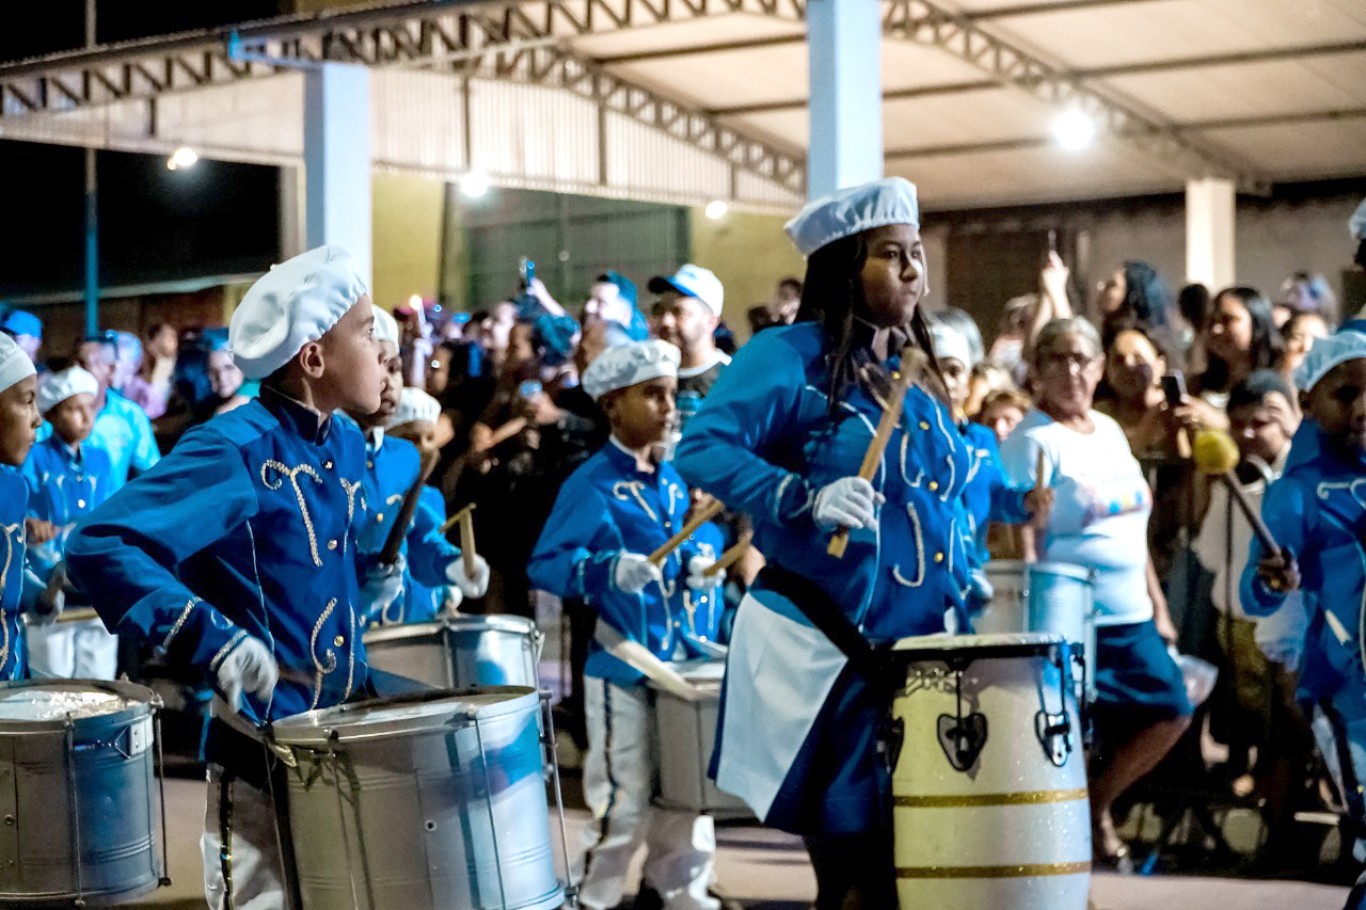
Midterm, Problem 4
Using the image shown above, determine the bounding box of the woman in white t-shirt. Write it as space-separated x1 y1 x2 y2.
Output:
1000 316 1191 871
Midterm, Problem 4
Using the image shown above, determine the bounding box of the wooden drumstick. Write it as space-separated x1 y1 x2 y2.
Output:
379 449 439 566
828 348 917 559
702 530 754 577
648 499 726 566
458 505 478 578
1032 448 1048 562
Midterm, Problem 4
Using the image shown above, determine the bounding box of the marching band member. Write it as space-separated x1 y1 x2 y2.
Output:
0 332 43 680
529 339 724 910
345 306 488 628
66 246 390 910
674 177 976 907
1243 332 1366 910
927 319 1046 607
23 366 115 677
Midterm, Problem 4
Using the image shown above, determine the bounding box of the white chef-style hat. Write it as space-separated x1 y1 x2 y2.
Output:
388 387 442 429
0 332 35 396
648 265 726 318
928 321 973 370
229 246 369 380
1295 329 1366 393
37 366 99 415
372 304 400 347
582 339 680 401
785 177 920 257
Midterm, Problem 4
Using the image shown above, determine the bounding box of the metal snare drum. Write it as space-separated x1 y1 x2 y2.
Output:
890 633 1090 910
649 661 750 818
271 687 567 910
0 679 166 908
363 614 542 690
975 560 1097 703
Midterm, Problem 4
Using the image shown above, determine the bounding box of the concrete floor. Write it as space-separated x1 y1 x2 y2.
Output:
126 777 1347 910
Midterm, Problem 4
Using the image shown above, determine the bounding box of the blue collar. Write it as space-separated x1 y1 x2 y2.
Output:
260 385 332 445
605 435 660 477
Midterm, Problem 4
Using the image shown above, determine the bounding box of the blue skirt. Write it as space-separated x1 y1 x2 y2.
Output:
1093 619 1192 722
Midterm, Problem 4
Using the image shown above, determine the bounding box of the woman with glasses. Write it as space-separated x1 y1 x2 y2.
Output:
1000 316 1191 872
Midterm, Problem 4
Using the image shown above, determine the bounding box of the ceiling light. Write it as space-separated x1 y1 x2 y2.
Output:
705 200 729 220
166 146 199 171
1051 109 1096 152
460 172 490 198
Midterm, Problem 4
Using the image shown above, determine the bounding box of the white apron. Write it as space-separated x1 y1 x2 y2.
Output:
714 591 847 821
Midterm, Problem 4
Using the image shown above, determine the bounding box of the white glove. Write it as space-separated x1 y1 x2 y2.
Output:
813 476 882 532
216 636 279 714
361 555 406 611
685 554 719 592
445 554 491 599
613 552 663 595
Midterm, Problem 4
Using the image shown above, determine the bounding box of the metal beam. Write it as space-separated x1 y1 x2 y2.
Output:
708 79 993 116
881 0 1271 191
885 108 1366 159
1081 40 1366 79
593 34 804 64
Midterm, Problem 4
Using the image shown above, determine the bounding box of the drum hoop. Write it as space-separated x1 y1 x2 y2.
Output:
359 620 445 643
1027 562 1094 583
0 678 159 732
270 685 540 747
892 640 1069 665
443 615 538 635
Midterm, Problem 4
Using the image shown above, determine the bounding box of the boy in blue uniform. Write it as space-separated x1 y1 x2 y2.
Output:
1243 332 1366 910
0 333 44 680
67 246 388 910
530 339 724 910
23 366 116 678
347 306 487 627
386 386 461 621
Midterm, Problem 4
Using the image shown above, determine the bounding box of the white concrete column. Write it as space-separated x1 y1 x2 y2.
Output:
1185 177 1236 291
806 0 883 200
304 62 372 287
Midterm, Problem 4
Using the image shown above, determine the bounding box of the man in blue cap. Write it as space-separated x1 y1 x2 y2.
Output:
0 309 43 364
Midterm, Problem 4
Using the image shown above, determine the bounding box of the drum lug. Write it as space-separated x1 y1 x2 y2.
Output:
936 712 988 772
1034 710 1072 768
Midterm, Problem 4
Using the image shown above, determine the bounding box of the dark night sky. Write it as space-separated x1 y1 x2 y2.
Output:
0 1 285 298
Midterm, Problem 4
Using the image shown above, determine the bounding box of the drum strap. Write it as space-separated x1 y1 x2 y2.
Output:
759 566 891 691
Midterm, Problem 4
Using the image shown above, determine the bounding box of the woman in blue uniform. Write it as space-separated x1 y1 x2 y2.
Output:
0 332 43 680
675 177 1019 906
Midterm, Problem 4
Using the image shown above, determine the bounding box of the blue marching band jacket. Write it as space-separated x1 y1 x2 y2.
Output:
673 323 973 831
21 434 113 585
529 439 725 687
0 467 34 681
344 419 458 627
67 387 372 724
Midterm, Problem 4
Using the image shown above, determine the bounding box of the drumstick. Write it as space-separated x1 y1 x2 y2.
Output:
483 417 528 450
828 348 917 559
438 502 473 535
648 499 726 566
1032 448 1048 562
379 449 439 566
458 505 478 578
702 531 753 577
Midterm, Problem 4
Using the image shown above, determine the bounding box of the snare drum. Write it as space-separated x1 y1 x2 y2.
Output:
271 687 566 910
890 633 1090 910
649 661 750 818
0 680 166 908
363 614 542 690
976 561 1097 703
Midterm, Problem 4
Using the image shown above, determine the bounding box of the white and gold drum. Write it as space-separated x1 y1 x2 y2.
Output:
890 633 1090 910
648 660 750 818
271 686 567 910
363 615 542 690
976 560 1097 703
0 680 166 908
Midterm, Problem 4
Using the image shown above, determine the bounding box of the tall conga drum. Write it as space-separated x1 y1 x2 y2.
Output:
890 633 1090 909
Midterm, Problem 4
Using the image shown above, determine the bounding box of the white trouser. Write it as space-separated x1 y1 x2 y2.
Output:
578 677 718 910
27 617 119 680
201 765 287 910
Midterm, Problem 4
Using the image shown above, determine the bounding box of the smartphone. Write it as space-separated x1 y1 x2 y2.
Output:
1161 371 1186 407
519 379 543 399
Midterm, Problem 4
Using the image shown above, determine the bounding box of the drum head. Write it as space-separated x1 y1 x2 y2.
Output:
0 679 156 728
271 686 539 747
361 620 445 645
891 631 1065 662
444 614 538 635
